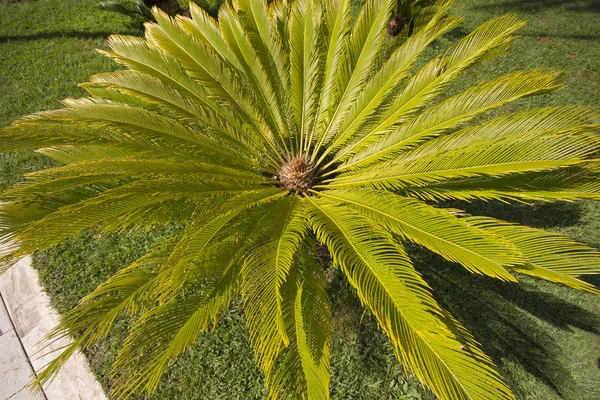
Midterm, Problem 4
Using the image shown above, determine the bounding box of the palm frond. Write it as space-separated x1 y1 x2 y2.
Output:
83 70 251 146
36 239 176 387
305 197 514 400
2 157 270 203
315 189 520 280
466 216 600 294
326 9 461 166
335 14 526 172
186 2 245 68
16 99 252 168
268 242 330 399
5 179 260 258
312 0 394 164
289 0 326 153
388 106 599 167
216 3 291 153
404 165 600 202
241 196 308 374
152 188 287 300
111 239 245 398
342 69 563 171
309 0 351 154
325 128 599 190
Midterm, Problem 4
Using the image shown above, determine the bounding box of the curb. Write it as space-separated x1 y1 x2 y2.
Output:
0 256 107 400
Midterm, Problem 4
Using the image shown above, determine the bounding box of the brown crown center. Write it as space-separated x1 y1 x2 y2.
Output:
278 155 316 193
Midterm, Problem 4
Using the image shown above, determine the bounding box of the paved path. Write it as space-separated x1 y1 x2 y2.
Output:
0 256 107 400
0 290 44 400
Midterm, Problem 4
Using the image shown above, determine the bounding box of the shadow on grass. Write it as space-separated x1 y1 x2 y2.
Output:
582 274 600 287
442 199 583 230
443 18 600 42
520 32 600 41
411 248 600 398
0 30 136 44
472 0 600 13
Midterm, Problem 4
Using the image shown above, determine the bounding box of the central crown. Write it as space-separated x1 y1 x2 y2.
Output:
278 154 316 193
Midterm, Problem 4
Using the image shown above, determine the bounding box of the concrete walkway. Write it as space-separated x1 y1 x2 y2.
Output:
0 256 107 400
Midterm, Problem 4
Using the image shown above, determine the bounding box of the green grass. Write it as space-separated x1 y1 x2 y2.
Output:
0 0 134 190
2 0 600 398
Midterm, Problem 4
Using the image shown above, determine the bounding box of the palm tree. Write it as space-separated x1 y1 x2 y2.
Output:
1 0 599 399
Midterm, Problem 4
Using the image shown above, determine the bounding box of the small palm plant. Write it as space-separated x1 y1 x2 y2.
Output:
1 0 600 399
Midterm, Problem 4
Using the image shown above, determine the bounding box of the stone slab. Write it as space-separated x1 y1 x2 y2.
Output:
0 329 44 400
4 391 47 400
0 297 12 336
0 256 107 400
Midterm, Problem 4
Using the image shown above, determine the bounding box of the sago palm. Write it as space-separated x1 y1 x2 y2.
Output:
1 0 599 399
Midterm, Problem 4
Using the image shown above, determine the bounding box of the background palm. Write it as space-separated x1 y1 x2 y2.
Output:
1 0 599 399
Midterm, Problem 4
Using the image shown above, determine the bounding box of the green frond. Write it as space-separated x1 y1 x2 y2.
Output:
268 243 330 400
404 165 600 202
315 189 520 281
326 11 462 166
12 100 255 172
152 188 287 300
146 8 239 102
313 0 394 164
242 196 309 374
325 128 599 190
186 2 244 69
237 0 289 99
0 123 119 153
230 3 292 149
342 69 563 171
99 33 255 138
100 34 205 99
389 106 599 167
39 145 133 163
146 7 285 161
305 197 514 400
465 216 600 294
335 14 526 172
289 0 327 153
310 0 351 152
6 179 261 257
28 155 267 184
269 0 291 48
216 3 291 152
2 157 270 205
83 70 251 146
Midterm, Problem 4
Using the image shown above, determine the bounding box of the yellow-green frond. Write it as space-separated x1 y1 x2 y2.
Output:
305 197 515 400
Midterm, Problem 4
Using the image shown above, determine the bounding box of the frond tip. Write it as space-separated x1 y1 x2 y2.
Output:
1 0 599 399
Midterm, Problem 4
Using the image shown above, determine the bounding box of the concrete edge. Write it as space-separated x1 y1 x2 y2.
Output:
0 256 108 400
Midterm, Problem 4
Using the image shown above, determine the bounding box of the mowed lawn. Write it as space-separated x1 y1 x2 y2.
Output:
0 0 599 399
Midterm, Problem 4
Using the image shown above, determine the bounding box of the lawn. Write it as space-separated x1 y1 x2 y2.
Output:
0 0 599 399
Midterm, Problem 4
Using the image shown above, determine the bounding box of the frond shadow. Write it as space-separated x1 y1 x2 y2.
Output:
471 0 600 13
0 30 137 44
520 32 600 41
455 199 582 230
581 274 600 287
410 247 599 399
